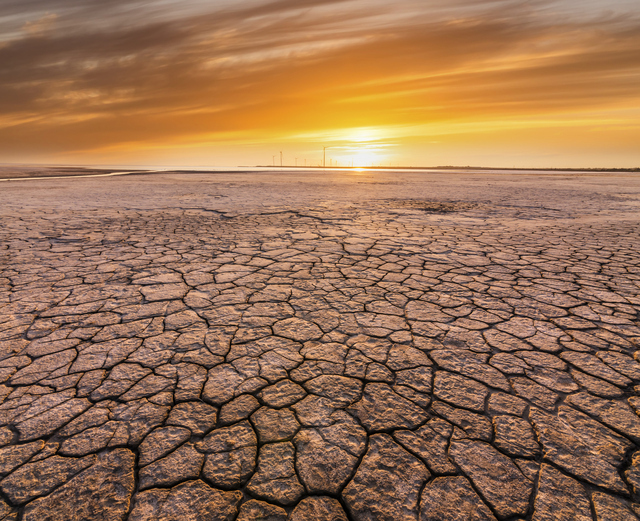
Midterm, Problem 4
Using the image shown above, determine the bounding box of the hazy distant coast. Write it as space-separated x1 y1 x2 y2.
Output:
2 164 638 181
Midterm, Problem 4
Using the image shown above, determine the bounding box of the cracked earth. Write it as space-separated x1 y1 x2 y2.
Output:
1 169 640 520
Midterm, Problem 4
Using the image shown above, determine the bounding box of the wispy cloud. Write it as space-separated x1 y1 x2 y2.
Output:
0 0 639 165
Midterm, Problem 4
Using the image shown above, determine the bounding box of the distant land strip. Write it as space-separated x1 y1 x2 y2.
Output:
1 165 638 181
254 165 640 172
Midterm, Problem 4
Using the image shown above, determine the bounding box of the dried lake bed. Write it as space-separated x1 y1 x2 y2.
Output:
1 169 640 520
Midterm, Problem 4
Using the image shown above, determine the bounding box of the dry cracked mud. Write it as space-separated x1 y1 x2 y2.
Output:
1 169 640 520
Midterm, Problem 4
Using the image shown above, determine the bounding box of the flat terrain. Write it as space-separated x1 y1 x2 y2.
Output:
1 169 640 520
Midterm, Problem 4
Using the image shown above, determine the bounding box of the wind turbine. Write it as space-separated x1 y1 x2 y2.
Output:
323 146 331 169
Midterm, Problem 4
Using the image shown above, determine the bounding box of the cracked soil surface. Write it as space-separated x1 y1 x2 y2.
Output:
1 169 640 520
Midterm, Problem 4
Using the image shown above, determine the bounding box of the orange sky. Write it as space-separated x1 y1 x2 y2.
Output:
1 0 639 168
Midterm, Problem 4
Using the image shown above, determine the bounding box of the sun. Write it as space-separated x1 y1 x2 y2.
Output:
342 127 395 167
319 127 395 167
352 147 381 167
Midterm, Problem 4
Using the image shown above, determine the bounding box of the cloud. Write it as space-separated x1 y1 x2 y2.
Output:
0 0 639 162
21 13 58 35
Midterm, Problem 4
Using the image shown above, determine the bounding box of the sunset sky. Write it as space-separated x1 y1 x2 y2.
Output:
1 0 639 168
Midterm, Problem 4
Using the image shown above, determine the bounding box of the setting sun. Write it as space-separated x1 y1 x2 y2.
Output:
339 129 393 167
351 148 380 168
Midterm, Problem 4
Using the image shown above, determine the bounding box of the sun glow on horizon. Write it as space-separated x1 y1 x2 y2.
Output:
315 127 398 167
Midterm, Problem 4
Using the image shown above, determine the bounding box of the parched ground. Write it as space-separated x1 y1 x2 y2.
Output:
1 170 640 520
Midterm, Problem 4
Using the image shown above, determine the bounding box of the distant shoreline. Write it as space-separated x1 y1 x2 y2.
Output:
254 165 640 173
1 164 638 180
